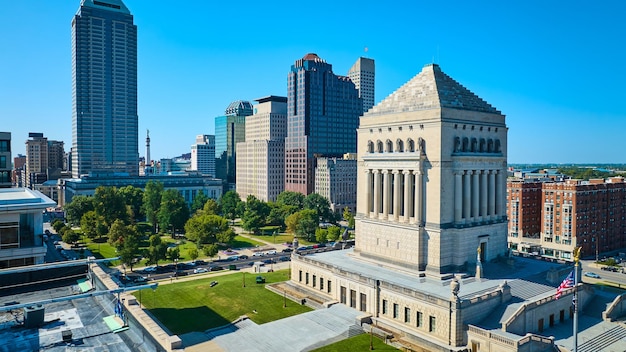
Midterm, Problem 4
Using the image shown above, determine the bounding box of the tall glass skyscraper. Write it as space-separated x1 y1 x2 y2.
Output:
71 0 138 177
285 53 363 195
214 101 252 185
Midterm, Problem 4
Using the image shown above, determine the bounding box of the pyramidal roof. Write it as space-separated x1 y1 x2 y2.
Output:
366 64 500 116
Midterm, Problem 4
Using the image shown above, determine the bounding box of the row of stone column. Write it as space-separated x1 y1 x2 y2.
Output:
453 169 504 223
364 169 423 224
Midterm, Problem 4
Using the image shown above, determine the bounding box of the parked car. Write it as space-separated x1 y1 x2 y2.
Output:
193 260 207 266
209 266 224 271
281 248 293 253
238 255 249 260
266 250 277 255
143 266 157 273
174 270 188 277
279 256 290 262
194 267 208 274
584 272 600 278
263 258 275 264
252 252 265 257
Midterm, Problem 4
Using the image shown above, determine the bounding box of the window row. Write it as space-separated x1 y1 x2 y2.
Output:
366 137 425 153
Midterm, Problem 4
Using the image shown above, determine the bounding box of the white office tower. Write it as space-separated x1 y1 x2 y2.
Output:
191 134 216 177
347 57 375 113
236 96 287 202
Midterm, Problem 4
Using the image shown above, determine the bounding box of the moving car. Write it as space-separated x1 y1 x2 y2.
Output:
584 272 600 278
143 266 157 273
194 267 208 274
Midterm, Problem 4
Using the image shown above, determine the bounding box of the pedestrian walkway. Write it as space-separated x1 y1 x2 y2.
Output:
183 304 363 352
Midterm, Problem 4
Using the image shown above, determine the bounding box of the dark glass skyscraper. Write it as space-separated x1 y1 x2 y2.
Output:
214 101 252 185
71 0 138 177
285 53 363 195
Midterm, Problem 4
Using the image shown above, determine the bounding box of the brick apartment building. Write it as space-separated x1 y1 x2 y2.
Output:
507 177 626 261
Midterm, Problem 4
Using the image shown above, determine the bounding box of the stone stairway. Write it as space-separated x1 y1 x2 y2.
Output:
577 325 626 352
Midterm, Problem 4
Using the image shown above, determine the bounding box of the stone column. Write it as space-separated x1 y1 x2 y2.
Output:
373 170 381 216
414 170 423 225
488 170 495 220
480 170 488 220
382 170 390 219
472 170 480 221
393 170 401 221
366 169 373 217
496 170 504 217
463 170 471 221
454 171 462 223
403 171 411 223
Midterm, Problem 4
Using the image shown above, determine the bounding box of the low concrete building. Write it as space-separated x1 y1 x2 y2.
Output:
0 188 56 268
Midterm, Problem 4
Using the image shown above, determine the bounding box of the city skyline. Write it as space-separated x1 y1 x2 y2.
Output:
1 1 625 164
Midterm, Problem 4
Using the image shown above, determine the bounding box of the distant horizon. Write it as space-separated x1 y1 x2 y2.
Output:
2 1 625 164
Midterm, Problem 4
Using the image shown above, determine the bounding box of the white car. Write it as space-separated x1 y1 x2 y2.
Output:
143 266 157 273
253 252 265 257
266 250 277 255
194 268 208 274
584 272 600 279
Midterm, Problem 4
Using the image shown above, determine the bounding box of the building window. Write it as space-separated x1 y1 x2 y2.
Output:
320 277 324 290
340 286 347 304
393 303 399 319
404 307 411 323
429 316 436 332
305 273 309 285
350 290 357 308
299 270 302 282
360 293 366 312
312 275 316 288
328 280 331 293
382 300 388 315
0 222 19 249
416 311 423 327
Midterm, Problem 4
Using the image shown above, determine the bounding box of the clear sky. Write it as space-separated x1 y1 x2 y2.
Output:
1 1 625 164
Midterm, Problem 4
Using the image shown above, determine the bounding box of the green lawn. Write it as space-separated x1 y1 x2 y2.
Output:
230 235 264 249
311 334 399 352
133 270 311 335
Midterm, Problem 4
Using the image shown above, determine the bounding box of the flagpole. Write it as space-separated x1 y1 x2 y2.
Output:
573 247 581 352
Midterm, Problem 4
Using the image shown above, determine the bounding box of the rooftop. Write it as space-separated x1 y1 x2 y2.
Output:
366 63 501 116
0 188 56 209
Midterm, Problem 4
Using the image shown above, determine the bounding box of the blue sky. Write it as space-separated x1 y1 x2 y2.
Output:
1 1 625 164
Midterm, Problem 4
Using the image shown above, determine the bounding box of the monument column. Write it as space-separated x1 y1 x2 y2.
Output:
366 169 373 217
382 170 390 219
480 170 488 220
414 170 423 225
472 170 480 221
463 170 471 221
393 170 401 221
373 170 381 216
496 170 505 217
403 170 411 223
454 171 463 223
488 170 496 220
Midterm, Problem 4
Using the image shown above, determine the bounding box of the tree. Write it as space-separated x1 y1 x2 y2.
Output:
117 185 144 221
146 234 167 266
220 190 242 221
62 229 80 247
202 199 219 215
202 244 219 258
188 247 199 261
266 203 286 229
327 225 341 242
295 209 318 241
64 195 94 226
143 181 164 233
52 219 66 233
241 195 270 234
304 193 332 223
80 211 97 240
343 207 355 229
285 211 301 234
315 228 328 243
94 186 129 228
276 191 305 209
190 191 209 215
158 189 190 235
167 246 180 264
184 214 231 246
106 220 141 272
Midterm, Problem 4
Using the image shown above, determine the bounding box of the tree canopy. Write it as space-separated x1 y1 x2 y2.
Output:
158 189 190 235
184 214 233 246
94 186 129 228
143 181 164 232
220 190 242 220
190 191 210 215
64 195 94 226
241 195 270 234
117 185 144 221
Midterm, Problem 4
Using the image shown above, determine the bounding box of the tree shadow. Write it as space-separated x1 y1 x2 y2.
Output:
148 305 231 336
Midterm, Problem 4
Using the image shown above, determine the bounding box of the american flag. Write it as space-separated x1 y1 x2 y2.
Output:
555 271 574 299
